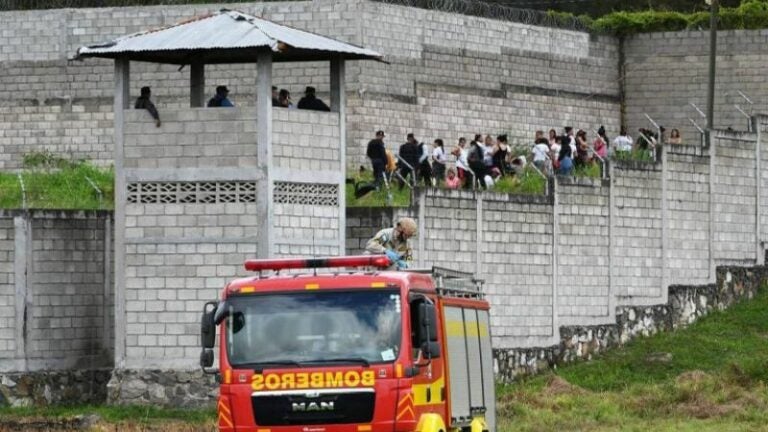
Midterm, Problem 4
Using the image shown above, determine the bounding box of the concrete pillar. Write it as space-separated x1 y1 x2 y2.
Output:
417 190 425 268
190 63 205 107
113 58 129 368
551 180 559 340
103 215 112 355
708 131 716 282
256 49 273 259
13 215 31 370
608 163 616 324
755 116 764 265
476 192 483 277
331 56 346 254
661 146 669 302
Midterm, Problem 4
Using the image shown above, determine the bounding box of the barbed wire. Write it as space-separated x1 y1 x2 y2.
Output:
0 0 593 32
0 0 281 11
371 0 591 32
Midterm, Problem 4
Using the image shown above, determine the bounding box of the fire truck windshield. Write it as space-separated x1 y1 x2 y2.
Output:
224 290 402 368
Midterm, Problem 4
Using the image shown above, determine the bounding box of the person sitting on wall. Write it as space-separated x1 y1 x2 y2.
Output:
444 167 460 189
278 89 294 109
207 85 234 107
134 86 161 127
297 86 330 112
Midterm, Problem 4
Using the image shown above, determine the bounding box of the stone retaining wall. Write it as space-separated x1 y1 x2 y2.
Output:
494 266 767 381
0 369 111 407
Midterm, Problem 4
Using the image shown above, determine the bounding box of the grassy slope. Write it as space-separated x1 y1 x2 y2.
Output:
2 287 767 430
0 164 114 210
346 165 550 207
498 285 768 431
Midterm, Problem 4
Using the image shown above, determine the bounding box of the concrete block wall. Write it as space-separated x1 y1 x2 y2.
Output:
419 189 480 270
0 211 112 373
272 109 340 172
713 131 758 265
666 145 711 285
624 30 768 143
0 0 362 170
480 193 553 347
120 101 265 370
761 117 768 246
612 162 664 304
0 218 14 359
0 0 623 172
28 216 111 367
123 203 258 369
347 120 768 350
273 203 340 257
124 109 258 170
556 179 611 321
348 1 621 167
349 85 618 161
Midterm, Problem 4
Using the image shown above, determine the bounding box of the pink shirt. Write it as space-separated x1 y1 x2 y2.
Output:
445 176 460 189
593 137 607 159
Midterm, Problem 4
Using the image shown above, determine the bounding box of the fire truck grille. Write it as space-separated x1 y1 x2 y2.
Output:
252 391 375 426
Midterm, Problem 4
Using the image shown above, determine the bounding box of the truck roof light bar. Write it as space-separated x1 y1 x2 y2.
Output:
243 255 391 272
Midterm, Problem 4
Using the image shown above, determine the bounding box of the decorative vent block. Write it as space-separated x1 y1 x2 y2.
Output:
127 182 257 204
273 182 338 206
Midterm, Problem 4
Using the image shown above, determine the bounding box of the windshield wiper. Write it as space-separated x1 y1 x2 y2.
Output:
238 359 302 373
301 357 371 367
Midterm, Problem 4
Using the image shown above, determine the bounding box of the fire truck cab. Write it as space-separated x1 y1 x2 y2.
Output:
200 255 496 432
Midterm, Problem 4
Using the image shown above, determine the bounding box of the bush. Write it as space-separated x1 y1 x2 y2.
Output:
585 0 768 36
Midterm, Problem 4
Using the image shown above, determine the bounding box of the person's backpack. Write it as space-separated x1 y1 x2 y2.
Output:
467 144 482 164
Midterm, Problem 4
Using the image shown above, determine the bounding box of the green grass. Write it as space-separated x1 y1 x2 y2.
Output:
612 149 656 163
0 163 114 210
574 161 602 178
493 167 547 195
346 166 548 207
346 171 413 207
498 284 768 431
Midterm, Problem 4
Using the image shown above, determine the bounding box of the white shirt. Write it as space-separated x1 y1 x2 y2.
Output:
483 145 494 166
456 148 469 171
432 146 446 164
613 135 633 151
418 143 430 164
533 143 550 162
551 142 561 157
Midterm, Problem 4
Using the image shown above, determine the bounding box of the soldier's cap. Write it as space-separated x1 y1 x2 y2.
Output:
396 217 417 236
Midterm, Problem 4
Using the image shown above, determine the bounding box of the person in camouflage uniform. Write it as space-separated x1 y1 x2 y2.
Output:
365 217 417 270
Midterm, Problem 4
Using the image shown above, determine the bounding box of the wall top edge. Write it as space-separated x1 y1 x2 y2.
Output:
612 159 662 172
0 209 113 219
628 28 768 40
0 1 315 14
420 187 552 205
714 129 757 140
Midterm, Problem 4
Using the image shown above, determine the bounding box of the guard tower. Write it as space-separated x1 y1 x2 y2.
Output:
75 9 381 397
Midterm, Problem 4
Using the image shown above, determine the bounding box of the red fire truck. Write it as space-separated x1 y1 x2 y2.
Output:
200 255 496 432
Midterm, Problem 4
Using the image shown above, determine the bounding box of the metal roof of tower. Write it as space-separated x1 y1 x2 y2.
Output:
75 9 382 64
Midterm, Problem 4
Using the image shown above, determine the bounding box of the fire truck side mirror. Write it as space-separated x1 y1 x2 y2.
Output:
417 303 439 345
421 341 441 359
200 348 215 369
201 301 218 349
